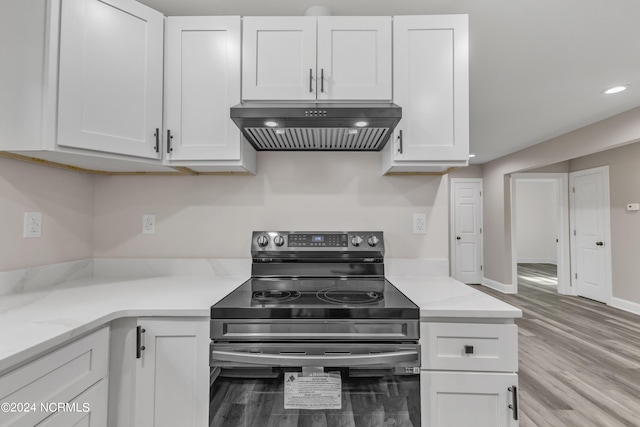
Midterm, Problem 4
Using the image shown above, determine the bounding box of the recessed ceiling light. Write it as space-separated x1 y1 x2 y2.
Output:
603 85 629 95
468 154 476 158
354 121 368 127
265 121 278 127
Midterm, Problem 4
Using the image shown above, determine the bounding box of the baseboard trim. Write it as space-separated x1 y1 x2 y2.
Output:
482 277 517 294
517 259 557 265
611 297 640 316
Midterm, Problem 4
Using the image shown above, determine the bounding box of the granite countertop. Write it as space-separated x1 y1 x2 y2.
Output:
0 270 521 375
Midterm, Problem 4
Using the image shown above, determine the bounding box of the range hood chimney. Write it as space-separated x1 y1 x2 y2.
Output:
230 102 402 151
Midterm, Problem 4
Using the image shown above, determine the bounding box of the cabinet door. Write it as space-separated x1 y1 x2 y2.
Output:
57 0 163 159
242 16 317 100
317 17 392 100
36 379 108 427
422 372 519 427
165 17 242 161
392 15 469 162
135 318 209 427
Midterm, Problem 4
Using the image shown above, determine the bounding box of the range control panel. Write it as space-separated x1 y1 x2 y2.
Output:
251 231 384 253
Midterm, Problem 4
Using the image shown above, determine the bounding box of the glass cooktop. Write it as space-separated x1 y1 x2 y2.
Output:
210 277 419 320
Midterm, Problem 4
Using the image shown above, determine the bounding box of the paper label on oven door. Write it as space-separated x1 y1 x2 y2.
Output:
284 372 341 410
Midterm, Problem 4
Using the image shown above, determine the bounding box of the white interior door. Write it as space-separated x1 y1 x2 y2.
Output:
570 166 612 304
451 179 483 284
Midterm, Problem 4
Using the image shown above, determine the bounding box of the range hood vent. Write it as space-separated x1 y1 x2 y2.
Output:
230 103 401 151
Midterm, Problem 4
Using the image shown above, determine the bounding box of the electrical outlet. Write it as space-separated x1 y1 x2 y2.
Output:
24 212 42 238
413 213 426 235
142 214 156 234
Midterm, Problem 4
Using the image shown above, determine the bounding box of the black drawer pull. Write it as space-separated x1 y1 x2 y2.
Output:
508 386 519 420
464 345 474 355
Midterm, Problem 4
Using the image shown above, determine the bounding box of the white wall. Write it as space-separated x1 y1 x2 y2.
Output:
0 157 94 271
515 181 557 264
92 152 449 260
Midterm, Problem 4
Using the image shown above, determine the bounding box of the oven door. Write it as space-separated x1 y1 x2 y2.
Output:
209 343 421 427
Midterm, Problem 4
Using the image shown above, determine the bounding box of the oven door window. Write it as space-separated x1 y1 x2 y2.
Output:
210 367 420 427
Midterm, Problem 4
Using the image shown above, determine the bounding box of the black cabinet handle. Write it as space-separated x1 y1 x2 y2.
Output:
167 130 173 154
321 68 324 93
456 236 461 240
464 345 474 354
596 241 604 246
154 128 159 153
309 69 313 93
508 386 519 420
397 130 403 154
136 326 146 359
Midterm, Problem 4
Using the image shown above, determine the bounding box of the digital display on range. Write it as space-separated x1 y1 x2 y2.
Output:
289 233 347 247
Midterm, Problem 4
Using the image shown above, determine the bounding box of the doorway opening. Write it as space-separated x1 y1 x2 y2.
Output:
510 173 571 295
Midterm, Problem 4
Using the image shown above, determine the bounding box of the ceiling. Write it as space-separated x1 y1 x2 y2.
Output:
138 0 640 164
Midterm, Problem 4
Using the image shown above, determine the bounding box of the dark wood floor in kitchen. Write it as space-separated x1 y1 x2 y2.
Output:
473 263 640 427
210 372 420 427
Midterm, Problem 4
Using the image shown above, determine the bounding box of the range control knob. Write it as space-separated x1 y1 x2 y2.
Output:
367 235 380 247
273 235 285 247
351 235 363 247
256 235 269 247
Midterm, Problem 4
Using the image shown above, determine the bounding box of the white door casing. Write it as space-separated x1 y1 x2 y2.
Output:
510 173 571 296
451 179 483 284
570 166 613 304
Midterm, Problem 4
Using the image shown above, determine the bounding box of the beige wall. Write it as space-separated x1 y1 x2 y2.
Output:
0 157 94 270
569 143 640 303
93 152 449 260
482 106 640 297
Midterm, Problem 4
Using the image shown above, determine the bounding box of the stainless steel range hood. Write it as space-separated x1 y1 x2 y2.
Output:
230 103 401 151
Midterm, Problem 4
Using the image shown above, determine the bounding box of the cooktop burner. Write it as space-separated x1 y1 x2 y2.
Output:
213 277 417 319
252 290 301 303
317 289 384 305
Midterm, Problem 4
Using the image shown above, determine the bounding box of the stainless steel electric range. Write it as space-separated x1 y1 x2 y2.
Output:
209 231 421 427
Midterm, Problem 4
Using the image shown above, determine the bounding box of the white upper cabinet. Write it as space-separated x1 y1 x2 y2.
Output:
383 15 469 173
242 17 317 101
316 17 392 100
164 16 255 169
57 0 164 159
242 16 392 101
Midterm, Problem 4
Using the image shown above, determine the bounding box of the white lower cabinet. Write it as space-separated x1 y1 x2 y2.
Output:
37 379 109 427
420 321 519 426
0 327 109 427
133 318 210 427
422 372 519 427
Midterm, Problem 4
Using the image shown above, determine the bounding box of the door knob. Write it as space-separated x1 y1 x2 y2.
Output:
596 241 604 246
456 236 461 240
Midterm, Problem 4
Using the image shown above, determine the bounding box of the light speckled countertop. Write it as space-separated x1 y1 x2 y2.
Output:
0 271 521 375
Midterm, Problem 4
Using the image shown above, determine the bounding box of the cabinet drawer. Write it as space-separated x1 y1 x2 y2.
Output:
421 323 517 372
0 327 109 427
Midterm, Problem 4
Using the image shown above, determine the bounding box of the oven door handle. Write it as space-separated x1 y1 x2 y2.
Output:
211 350 419 367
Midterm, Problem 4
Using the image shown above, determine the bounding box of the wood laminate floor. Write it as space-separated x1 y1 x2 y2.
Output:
473 264 640 426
